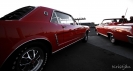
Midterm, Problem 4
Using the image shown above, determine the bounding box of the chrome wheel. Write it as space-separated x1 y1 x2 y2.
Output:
82 33 88 43
110 35 116 44
19 47 45 71
2 42 49 71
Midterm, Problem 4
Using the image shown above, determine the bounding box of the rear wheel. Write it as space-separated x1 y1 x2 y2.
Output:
110 34 117 44
2 42 48 71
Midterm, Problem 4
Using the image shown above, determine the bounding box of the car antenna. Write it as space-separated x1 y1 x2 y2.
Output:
122 8 128 24
124 8 128 17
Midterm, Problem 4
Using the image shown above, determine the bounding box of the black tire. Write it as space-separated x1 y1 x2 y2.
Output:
96 32 100 35
110 34 117 44
94 28 97 31
95 29 100 36
1 41 48 71
82 33 88 43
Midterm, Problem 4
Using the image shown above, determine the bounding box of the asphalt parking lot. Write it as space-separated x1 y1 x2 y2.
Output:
44 27 133 71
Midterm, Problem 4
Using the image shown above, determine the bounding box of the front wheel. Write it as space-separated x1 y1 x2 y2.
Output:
82 33 88 43
95 29 100 36
96 32 100 35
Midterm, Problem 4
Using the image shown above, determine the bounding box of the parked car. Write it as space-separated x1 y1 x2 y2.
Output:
95 18 133 44
0 6 89 71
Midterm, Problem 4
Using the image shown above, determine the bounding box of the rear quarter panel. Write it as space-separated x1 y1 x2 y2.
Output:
0 21 61 67
106 24 133 42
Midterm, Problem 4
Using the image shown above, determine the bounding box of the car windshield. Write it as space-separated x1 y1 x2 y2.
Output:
101 19 120 25
0 6 35 20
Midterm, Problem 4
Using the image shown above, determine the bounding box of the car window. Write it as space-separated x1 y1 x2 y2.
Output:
55 11 75 25
51 12 58 23
0 6 35 20
102 20 112 25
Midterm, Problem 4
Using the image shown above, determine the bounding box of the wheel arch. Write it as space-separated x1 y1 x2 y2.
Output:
1 38 52 69
86 29 89 35
13 38 52 55
95 28 97 31
107 32 113 38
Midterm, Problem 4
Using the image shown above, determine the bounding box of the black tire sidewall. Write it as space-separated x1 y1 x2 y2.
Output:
96 32 99 35
82 33 88 43
3 42 48 71
110 35 117 44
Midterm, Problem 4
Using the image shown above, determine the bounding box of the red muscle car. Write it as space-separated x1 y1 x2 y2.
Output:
0 6 89 71
95 18 133 44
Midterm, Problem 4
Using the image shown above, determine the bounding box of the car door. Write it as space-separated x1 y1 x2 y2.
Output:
97 23 104 34
102 20 112 35
75 24 86 38
55 11 77 45
51 12 64 46
99 20 108 35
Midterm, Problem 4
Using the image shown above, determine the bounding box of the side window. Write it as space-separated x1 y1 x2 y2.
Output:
102 20 112 25
0 6 35 20
55 11 75 25
51 12 58 23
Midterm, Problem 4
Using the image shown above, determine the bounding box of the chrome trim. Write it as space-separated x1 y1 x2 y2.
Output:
2 38 50 67
50 10 54 22
52 37 84 54
50 10 60 24
107 32 113 35
54 11 61 24
55 34 59 46
127 35 133 38
58 37 79 46
98 32 108 37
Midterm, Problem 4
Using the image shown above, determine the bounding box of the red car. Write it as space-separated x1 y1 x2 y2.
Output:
96 18 133 44
0 6 89 71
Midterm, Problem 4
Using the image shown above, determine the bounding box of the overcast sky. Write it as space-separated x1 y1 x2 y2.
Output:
0 0 133 23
